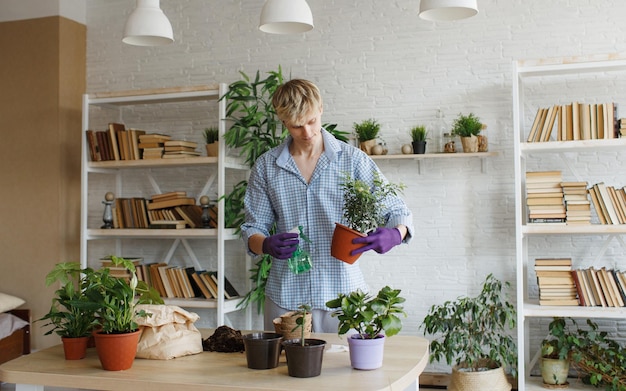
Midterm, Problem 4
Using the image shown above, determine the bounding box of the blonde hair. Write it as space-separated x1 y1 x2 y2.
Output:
272 79 323 125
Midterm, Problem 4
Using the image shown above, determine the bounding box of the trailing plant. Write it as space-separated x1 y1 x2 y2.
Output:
38 262 99 338
291 304 312 347
203 127 219 144
451 112 482 137
420 273 517 377
410 125 428 142
339 171 405 234
326 286 406 339
354 118 380 142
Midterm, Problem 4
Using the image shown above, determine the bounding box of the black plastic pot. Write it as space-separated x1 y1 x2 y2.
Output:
242 332 283 369
412 141 427 154
282 338 326 378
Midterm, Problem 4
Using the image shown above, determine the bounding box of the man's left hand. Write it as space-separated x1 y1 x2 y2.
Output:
351 227 402 255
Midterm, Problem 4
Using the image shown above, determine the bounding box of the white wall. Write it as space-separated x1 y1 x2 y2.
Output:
84 0 626 373
0 0 85 23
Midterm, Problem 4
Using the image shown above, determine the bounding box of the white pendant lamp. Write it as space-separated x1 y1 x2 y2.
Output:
419 0 478 21
259 0 314 34
123 0 174 46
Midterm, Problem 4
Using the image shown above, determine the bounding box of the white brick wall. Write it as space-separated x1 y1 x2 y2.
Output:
85 0 626 373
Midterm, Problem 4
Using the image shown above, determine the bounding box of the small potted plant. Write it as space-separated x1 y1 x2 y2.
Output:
326 286 406 370
420 273 517 391
203 127 219 157
540 317 578 387
38 262 99 360
410 125 428 154
82 255 163 371
354 118 380 155
281 304 326 377
451 112 482 153
331 172 405 264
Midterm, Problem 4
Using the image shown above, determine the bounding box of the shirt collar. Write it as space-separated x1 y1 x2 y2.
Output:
276 127 341 168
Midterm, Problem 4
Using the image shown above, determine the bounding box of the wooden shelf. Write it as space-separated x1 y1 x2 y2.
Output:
370 151 498 160
88 156 248 170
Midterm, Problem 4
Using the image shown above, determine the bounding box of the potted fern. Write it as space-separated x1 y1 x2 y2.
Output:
451 112 482 153
331 172 405 264
410 125 428 154
326 286 406 370
203 127 219 157
420 273 517 391
281 304 326 377
354 118 380 155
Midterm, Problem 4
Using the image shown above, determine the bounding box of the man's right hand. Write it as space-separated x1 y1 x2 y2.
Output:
262 232 299 259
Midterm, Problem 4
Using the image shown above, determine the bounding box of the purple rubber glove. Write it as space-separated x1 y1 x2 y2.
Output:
262 232 299 259
351 227 402 256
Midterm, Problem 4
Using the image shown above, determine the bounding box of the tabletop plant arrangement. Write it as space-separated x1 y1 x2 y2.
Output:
451 112 482 153
354 118 381 155
326 285 406 370
38 262 100 360
82 255 163 371
331 171 405 264
410 125 428 154
281 304 327 378
420 273 517 391
203 126 219 157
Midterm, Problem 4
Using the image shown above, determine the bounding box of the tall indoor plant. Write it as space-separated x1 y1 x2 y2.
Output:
326 286 406 370
38 262 99 360
420 273 517 391
331 172 405 264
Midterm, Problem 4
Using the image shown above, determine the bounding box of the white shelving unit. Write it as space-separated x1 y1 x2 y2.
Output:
513 56 626 390
80 84 251 328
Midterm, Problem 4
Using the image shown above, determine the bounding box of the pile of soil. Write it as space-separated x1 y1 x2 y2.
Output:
202 325 244 353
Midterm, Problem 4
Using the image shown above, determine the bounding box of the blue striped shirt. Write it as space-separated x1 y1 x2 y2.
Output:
240 128 414 310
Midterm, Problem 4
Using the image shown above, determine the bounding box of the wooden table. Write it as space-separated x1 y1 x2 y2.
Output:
0 331 428 391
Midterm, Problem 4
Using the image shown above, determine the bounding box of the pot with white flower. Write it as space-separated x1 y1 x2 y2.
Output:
331 172 405 264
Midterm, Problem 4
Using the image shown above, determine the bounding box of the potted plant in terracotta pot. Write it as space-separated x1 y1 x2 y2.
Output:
326 286 406 370
281 304 326 377
38 262 99 360
420 273 517 391
451 112 482 153
82 255 163 371
203 126 219 157
331 172 405 264
540 317 577 387
410 125 428 154
354 118 380 155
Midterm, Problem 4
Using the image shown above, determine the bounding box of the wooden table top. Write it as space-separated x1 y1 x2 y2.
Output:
0 331 429 391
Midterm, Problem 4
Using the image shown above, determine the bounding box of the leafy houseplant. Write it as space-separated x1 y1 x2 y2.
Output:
410 125 428 154
354 118 380 155
420 273 517 390
451 112 482 153
203 127 219 157
326 286 406 370
540 317 579 386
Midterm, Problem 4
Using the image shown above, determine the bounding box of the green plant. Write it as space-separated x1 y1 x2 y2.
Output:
339 172 405 234
451 112 482 137
420 273 517 377
291 304 312 347
410 125 428 142
326 286 406 339
203 127 219 144
354 118 380 142
38 262 99 338
541 317 580 360
82 256 163 334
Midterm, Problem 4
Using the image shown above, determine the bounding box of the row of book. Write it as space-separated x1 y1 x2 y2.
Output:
85 125 201 162
535 258 626 307
589 182 626 225
112 191 212 229
526 102 619 143
102 258 239 300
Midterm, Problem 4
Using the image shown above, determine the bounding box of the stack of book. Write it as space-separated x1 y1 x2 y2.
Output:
139 133 172 159
589 183 626 225
100 256 143 282
526 171 565 223
572 267 626 307
561 182 591 225
535 258 578 306
162 140 201 158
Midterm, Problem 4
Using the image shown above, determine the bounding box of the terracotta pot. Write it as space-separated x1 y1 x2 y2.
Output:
460 135 479 153
541 357 570 386
205 142 219 157
347 334 385 370
61 336 89 360
93 329 141 371
282 338 326 378
359 139 377 155
242 332 283 370
331 223 367 264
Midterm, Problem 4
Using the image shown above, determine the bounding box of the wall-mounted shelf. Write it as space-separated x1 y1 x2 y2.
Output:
371 151 498 174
